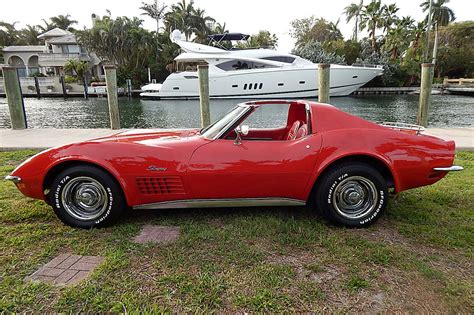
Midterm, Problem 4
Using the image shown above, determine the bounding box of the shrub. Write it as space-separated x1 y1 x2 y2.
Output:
29 72 46 78
64 75 77 84
292 40 346 64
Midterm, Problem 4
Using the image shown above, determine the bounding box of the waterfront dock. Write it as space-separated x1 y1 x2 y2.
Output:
1 128 472 151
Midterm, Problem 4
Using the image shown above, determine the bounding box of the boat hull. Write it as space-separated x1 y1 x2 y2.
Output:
141 66 383 100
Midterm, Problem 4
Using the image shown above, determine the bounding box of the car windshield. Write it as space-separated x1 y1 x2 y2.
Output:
200 106 249 139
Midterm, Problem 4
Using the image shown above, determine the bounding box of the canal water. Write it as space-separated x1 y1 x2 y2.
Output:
0 95 472 129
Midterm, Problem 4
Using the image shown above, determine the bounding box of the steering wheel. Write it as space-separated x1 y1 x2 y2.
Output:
287 121 301 140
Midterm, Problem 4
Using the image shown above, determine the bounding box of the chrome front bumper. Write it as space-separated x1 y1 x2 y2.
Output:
5 175 22 183
433 166 464 172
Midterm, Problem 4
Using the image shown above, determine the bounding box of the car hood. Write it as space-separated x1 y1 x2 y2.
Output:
91 128 201 145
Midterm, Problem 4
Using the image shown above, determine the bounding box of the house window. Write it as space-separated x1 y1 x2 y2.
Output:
62 45 81 54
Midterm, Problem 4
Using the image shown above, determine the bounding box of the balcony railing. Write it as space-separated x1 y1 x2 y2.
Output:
0 77 56 88
38 53 90 66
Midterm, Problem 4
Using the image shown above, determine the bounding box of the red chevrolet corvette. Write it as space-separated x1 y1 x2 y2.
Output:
6 100 462 228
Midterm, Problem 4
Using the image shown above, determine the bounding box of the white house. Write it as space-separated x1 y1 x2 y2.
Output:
2 28 104 79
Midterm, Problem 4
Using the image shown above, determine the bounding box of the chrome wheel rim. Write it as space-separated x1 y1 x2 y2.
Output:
332 176 378 220
61 177 108 221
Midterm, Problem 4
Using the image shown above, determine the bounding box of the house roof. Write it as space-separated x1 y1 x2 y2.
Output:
47 34 77 44
37 27 73 39
2 46 45 52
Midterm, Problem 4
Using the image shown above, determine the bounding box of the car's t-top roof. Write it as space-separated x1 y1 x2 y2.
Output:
239 100 380 133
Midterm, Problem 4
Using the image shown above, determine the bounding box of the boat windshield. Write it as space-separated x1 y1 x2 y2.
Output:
216 60 277 71
200 105 249 139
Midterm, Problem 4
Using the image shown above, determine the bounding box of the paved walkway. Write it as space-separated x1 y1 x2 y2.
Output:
25 254 104 286
423 128 473 151
0 128 473 151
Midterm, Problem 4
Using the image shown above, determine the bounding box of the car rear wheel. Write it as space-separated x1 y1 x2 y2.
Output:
49 165 125 228
314 163 388 227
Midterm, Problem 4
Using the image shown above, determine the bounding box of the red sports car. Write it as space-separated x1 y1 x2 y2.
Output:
6 100 463 228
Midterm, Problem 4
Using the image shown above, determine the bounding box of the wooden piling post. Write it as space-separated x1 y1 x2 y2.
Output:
318 63 330 103
126 79 132 98
417 63 434 127
33 76 41 99
82 76 88 99
2 66 27 129
103 65 121 129
59 75 68 98
198 64 210 128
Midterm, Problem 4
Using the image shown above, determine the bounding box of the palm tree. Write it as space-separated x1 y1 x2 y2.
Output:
164 0 196 40
140 0 167 33
163 0 216 42
0 21 20 47
212 22 228 34
421 0 455 26
19 25 40 45
64 59 88 79
421 0 455 63
237 30 278 49
49 14 78 31
382 3 400 33
408 20 426 56
359 0 385 50
344 0 364 41
384 16 414 59
327 19 343 41
37 19 55 32
76 15 159 75
192 8 215 43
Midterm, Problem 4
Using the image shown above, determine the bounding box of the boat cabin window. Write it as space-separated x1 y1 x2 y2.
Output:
216 59 276 71
260 56 296 63
175 60 207 72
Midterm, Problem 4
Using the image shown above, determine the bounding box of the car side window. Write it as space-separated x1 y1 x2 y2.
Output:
242 105 289 129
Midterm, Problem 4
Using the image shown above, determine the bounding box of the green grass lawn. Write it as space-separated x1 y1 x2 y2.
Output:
0 150 472 312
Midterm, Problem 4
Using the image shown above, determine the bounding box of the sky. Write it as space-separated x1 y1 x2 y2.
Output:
1 0 471 53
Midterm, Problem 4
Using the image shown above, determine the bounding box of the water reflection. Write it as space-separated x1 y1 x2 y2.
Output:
0 95 472 129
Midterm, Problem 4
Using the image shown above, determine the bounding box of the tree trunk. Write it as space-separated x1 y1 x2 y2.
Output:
432 23 439 65
391 48 397 60
371 28 377 51
354 18 358 42
155 0 160 33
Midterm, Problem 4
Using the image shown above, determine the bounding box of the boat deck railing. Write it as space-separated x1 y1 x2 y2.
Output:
352 63 384 69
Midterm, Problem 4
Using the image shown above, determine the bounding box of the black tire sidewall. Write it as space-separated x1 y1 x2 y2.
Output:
49 166 124 228
316 163 388 227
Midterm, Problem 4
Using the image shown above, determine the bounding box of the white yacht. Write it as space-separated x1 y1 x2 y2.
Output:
140 30 384 99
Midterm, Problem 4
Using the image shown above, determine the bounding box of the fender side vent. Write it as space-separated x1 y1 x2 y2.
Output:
137 176 185 195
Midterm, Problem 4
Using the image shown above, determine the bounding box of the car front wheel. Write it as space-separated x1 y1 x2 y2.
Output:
49 165 125 228
314 162 388 227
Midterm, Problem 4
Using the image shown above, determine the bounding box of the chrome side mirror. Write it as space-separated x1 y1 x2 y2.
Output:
234 125 249 145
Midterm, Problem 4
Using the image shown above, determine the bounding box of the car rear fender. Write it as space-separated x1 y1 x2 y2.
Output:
303 130 399 200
